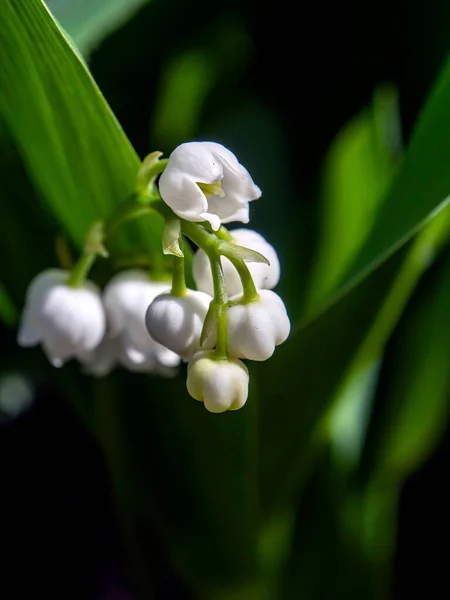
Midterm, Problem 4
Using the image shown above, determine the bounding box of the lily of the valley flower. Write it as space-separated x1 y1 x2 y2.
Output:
193 228 281 296
17 269 106 367
186 350 249 413
103 270 180 369
145 289 213 360
226 289 291 361
158 142 261 231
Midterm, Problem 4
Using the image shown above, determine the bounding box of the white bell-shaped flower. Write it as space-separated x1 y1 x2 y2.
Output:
145 289 213 360
17 269 105 367
193 228 280 296
81 335 178 378
159 142 261 231
226 289 290 361
103 270 180 369
186 350 249 413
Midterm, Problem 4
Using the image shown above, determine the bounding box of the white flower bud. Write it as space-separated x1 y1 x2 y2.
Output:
226 289 290 361
159 142 261 231
145 289 213 360
17 269 105 367
186 350 249 413
103 270 180 369
193 228 281 296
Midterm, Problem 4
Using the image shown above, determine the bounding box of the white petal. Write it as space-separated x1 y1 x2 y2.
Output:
165 142 224 181
226 290 290 361
145 290 212 359
154 345 181 368
17 269 105 366
159 141 260 229
17 310 40 347
198 210 221 231
186 350 249 413
102 270 181 372
159 170 210 222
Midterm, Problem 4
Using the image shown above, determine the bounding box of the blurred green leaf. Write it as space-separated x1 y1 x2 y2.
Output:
255 244 410 515
343 57 450 293
327 206 450 471
363 248 450 483
0 0 162 254
279 231 450 599
150 18 252 151
306 85 400 311
45 0 150 55
151 51 217 149
257 57 450 518
330 249 450 600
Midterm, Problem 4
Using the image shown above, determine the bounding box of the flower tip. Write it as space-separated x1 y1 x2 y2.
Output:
252 184 262 200
200 212 221 231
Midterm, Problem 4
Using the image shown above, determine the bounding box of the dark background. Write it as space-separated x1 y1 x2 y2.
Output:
1 0 449 597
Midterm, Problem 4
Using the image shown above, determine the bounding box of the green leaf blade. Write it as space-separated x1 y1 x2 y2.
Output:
0 0 145 248
345 58 450 289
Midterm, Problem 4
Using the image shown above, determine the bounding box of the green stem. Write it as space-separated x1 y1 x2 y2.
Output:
136 155 168 196
180 220 218 257
171 254 187 296
216 225 233 241
209 256 229 359
227 256 259 303
67 252 96 287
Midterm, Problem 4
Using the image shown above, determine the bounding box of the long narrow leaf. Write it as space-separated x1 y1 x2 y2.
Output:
0 0 161 251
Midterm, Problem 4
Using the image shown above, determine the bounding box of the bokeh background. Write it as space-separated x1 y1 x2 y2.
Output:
1 0 450 598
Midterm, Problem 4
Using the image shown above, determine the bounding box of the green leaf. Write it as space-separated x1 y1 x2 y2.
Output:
151 51 218 149
257 57 450 517
45 0 150 55
255 243 410 515
0 0 162 253
150 19 251 150
343 57 450 293
306 85 400 311
327 205 450 471
331 249 450 600
362 248 450 483
0 123 57 306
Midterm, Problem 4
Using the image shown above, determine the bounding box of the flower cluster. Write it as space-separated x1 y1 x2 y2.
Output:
17 142 290 413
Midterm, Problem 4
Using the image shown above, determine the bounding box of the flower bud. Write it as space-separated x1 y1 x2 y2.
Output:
17 269 105 367
159 142 261 231
145 289 213 360
103 270 180 369
186 350 249 413
193 228 280 296
226 289 290 361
